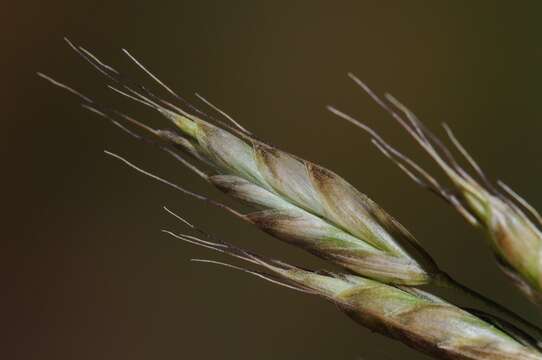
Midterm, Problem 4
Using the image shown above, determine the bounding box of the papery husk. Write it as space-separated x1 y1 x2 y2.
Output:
173 116 442 285
330 81 542 303
168 228 542 360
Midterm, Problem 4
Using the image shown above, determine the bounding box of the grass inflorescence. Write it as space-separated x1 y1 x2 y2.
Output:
40 38 542 360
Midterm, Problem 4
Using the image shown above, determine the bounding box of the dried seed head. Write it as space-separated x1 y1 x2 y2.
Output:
451 174 542 303
164 222 542 360
331 75 542 303
40 41 451 286
40 45 442 286
172 115 441 285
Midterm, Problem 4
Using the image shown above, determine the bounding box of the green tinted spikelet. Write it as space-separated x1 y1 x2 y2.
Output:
163 220 542 360
168 114 441 285
332 74 542 303
59 48 442 287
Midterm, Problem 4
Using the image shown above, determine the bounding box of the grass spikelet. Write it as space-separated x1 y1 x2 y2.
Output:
41 39 443 287
331 74 542 305
162 209 542 360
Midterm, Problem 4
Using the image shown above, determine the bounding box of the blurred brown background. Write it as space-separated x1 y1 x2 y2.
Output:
6 1 542 359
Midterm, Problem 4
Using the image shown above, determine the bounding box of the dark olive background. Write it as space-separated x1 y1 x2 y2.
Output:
6 1 542 359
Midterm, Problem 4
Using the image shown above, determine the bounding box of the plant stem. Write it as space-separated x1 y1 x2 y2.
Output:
438 272 542 343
